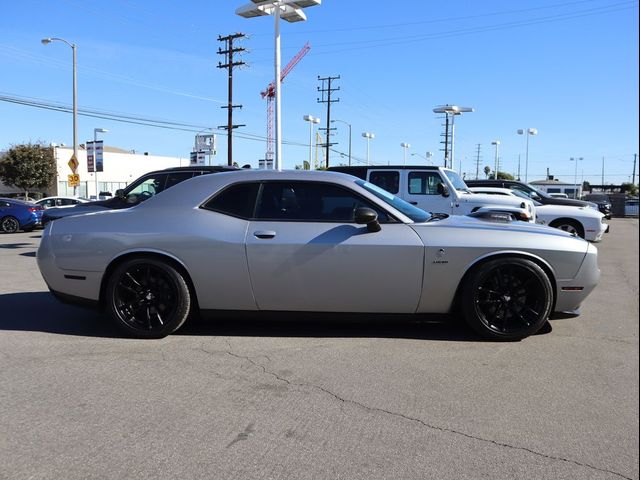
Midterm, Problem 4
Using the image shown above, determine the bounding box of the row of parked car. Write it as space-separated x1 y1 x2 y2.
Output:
33 164 603 342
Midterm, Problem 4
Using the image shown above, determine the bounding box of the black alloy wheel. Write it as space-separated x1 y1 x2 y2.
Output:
106 258 191 339
462 258 553 341
1 216 20 234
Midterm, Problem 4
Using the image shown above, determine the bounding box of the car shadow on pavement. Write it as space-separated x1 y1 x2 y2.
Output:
0 291 122 338
0 292 552 342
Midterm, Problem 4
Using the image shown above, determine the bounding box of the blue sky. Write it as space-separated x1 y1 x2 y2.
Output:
1 0 638 184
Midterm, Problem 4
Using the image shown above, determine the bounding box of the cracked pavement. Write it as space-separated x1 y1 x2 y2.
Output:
0 219 638 480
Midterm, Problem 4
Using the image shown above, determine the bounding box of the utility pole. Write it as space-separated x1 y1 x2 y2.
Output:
217 33 246 166
633 153 637 185
440 115 450 168
602 156 605 186
474 144 482 179
317 75 340 169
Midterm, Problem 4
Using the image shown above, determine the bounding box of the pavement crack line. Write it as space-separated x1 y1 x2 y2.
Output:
214 341 632 480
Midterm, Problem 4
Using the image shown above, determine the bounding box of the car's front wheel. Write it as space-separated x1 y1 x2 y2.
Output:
106 258 191 339
461 258 553 341
1 216 20 233
549 218 584 238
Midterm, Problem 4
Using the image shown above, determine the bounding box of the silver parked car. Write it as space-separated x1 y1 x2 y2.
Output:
37 170 600 341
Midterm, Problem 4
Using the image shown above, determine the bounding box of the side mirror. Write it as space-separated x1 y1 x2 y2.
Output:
115 189 125 199
125 193 138 205
437 182 450 197
354 207 381 232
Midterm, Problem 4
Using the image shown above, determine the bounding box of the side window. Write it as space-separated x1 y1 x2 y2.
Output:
59 198 77 206
40 199 56 208
127 174 167 200
368 171 399 194
408 172 442 195
202 183 259 219
255 182 389 222
165 172 195 190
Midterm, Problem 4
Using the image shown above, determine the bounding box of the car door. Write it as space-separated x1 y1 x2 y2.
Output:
403 170 453 214
245 181 425 313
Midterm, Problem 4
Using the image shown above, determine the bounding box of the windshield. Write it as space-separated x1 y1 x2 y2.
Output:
444 170 469 192
524 184 551 199
356 180 431 223
510 188 542 206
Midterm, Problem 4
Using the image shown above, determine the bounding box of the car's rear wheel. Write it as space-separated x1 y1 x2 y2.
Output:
1 216 20 233
461 258 553 341
106 258 191 339
549 218 584 238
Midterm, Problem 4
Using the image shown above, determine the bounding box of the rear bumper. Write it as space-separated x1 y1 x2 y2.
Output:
554 245 600 312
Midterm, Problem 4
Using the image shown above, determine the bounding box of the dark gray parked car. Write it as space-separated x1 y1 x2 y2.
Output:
42 165 238 224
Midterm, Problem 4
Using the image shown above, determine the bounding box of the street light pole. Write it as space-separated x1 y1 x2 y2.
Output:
42 37 78 193
400 142 410 166
362 132 374 165
331 119 351 166
570 156 584 199
517 128 538 183
491 140 500 179
236 0 320 171
303 115 320 170
94 128 108 198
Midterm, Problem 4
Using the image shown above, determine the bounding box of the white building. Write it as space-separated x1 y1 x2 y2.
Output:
53 145 191 199
529 178 583 199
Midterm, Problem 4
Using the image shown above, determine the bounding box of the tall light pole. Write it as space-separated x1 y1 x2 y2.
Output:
517 128 538 183
433 105 473 170
93 128 108 198
362 132 374 165
570 156 584 199
400 142 411 166
303 115 320 170
331 119 351 166
236 0 320 171
42 37 77 191
491 140 500 179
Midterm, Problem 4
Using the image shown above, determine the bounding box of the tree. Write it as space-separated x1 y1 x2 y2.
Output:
621 182 638 196
483 166 491 178
0 143 57 199
497 171 515 180
582 180 591 193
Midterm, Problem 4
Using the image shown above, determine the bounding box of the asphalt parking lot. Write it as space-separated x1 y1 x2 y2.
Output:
0 219 638 480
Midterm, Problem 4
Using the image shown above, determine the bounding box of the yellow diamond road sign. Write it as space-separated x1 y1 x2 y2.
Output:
68 154 79 173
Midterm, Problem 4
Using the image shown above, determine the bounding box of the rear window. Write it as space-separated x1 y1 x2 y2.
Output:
202 183 259 219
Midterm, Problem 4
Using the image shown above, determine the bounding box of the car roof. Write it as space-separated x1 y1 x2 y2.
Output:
0 197 31 206
140 165 240 176
134 169 412 223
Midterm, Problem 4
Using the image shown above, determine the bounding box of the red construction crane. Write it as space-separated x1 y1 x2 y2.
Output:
260 42 311 167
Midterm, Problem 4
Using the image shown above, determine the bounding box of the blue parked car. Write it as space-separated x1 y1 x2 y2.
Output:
0 197 44 233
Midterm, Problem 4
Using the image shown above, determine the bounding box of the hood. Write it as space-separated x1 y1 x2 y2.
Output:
459 191 529 208
413 212 577 239
536 203 604 219
541 196 590 207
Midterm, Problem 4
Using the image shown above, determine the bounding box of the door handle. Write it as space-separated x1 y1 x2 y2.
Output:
253 230 276 239
409 201 418 205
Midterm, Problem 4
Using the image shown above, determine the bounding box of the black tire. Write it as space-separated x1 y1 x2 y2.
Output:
1 216 20 234
461 258 554 341
549 218 584 238
106 258 191 339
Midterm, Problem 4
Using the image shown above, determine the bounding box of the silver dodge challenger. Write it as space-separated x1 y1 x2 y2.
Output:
37 170 600 341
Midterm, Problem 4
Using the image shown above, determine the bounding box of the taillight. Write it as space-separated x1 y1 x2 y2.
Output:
28 207 43 212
